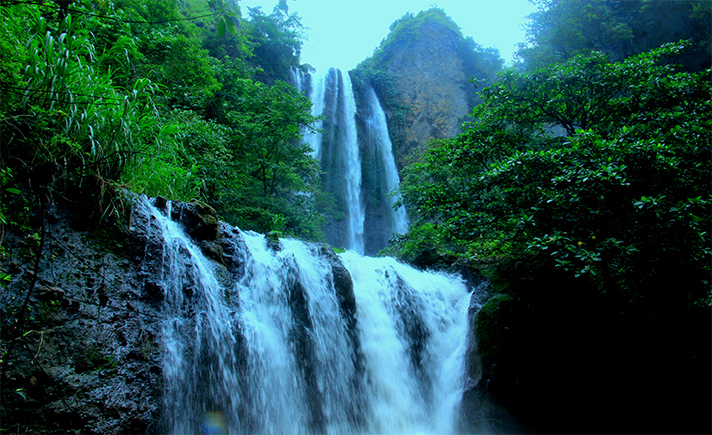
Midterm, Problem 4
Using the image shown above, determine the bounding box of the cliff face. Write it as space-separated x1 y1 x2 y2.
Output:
0 204 165 434
381 21 472 160
0 197 358 434
353 8 502 169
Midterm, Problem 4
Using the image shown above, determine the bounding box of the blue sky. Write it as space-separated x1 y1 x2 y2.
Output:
240 0 537 72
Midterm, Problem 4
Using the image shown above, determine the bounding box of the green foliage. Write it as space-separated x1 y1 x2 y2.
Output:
243 4 305 83
0 0 328 241
110 0 221 109
207 0 238 37
121 119 202 201
0 4 185 212
395 43 711 432
518 0 712 71
398 45 711 307
176 57 327 239
484 41 692 136
381 222 458 269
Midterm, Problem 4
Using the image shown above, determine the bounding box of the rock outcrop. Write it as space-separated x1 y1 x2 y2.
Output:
353 8 502 169
370 22 471 160
0 196 361 434
0 204 164 434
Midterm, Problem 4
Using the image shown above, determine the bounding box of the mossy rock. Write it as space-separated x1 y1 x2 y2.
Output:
473 293 530 406
170 200 219 242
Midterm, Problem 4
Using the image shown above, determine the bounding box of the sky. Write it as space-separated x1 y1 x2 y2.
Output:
239 0 538 72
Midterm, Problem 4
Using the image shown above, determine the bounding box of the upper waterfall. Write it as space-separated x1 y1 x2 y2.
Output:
293 68 409 255
363 85 409 239
340 71 365 255
297 68 365 254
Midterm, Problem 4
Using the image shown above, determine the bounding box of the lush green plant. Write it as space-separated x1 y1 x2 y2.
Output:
394 41 711 434
243 1 304 84
517 0 711 72
398 45 711 307
0 0 324 236
175 56 329 239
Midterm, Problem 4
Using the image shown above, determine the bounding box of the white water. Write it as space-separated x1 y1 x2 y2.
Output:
340 251 471 434
304 70 327 160
290 66 305 93
304 68 365 254
340 71 365 255
135 196 471 434
364 86 410 236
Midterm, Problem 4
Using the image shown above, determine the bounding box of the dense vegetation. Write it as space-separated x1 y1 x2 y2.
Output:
0 0 331 242
516 0 711 71
390 1 711 432
395 44 711 288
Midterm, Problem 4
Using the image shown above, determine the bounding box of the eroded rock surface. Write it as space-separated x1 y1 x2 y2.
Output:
0 197 362 434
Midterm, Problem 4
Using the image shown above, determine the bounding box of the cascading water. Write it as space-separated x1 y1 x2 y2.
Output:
340 251 471 434
290 66 306 94
134 195 472 434
298 68 411 255
293 67 327 160
306 68 365 254
340 71 365 255
362 86 409 249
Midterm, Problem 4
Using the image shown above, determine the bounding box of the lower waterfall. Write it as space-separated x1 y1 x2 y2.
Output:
134 196 472 434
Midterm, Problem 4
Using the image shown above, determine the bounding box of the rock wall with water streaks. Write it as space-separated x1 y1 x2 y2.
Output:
0 196 508 434
351 8 502 170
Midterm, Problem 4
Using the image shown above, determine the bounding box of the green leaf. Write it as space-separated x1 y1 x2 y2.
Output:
15 389 26 401
225 17 237 35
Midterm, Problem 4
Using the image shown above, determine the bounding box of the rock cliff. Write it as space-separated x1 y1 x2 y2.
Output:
0 197 356 434
353 8 503 169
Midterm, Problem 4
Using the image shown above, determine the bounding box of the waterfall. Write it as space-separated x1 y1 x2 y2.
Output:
305 71 326 160
340 71 365 255
134 196 472 434
290 67 306 93
339 251 471 434
363 86 409 243
300 68 410 255
307 68 364 254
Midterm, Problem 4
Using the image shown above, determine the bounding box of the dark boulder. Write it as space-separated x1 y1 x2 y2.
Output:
170 200 224 263
170 200 219 242
319 245 355 319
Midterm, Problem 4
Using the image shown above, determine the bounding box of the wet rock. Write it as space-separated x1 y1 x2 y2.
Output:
0 202 163 434
319 245 355 318
170 200 219 242
36 286 65 303
170 200 224 262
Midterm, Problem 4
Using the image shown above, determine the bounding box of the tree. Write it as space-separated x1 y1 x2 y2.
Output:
399 44 711 301
243 4 304 84
482 41 695 136
182 58 327 239
0 0 213 229
517 0 712 72
395 44 711 433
